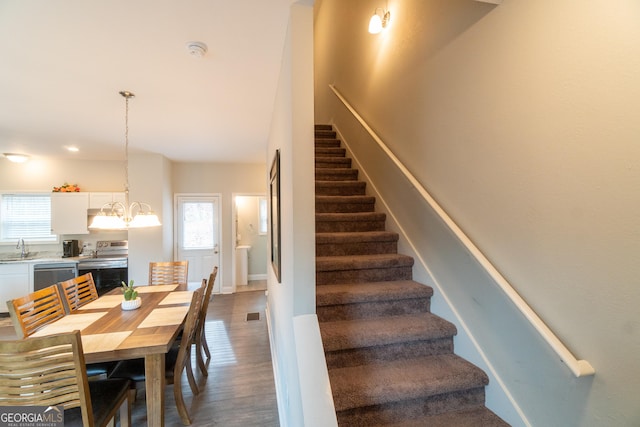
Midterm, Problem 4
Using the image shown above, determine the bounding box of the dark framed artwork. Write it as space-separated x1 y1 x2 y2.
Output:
270 149 281 282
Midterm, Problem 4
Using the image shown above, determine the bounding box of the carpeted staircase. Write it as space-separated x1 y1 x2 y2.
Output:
314 124 510 426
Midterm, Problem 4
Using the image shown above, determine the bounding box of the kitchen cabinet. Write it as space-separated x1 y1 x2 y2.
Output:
89 192 126 209
51 192 89 235
0 263 30 313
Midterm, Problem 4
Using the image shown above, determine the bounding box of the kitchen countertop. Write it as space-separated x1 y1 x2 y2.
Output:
0 254 94 264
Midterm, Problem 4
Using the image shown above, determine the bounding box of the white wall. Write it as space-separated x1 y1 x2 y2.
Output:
172 162 266 292
315 0 640 426
0 157 125 192
266 2 316 426
127 153 173 284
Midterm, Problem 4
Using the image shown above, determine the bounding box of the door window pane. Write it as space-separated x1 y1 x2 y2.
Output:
182 202 214 249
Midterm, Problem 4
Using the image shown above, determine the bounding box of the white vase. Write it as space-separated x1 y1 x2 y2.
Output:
121 297 141 311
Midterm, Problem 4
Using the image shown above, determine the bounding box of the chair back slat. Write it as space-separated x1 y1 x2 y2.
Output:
0 330 92 425
198 266 217 330
181 287 204 349
149 261 189 286
7 285 66 338
59 273 99 312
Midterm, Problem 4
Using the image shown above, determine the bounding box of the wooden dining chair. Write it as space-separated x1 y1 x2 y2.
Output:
6 284 65 339
109 286 204 425
149 260 189 286
0 330 132 427
8 281 114 378
195 266 218 376
59 272 99 312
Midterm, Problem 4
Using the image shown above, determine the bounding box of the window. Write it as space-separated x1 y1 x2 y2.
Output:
0 193 56 243
181 201 215 249
259 197 267 235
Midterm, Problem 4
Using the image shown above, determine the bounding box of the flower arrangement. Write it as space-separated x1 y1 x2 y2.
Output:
121 279 138 301
52 182 80 192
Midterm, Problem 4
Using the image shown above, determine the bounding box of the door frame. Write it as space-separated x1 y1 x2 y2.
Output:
173 193 222 291
232 192 267 293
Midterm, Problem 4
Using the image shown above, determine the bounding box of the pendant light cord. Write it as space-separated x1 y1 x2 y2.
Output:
120 91 134 210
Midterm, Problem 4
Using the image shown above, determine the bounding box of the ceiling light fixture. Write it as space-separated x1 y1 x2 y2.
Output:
3 153 30 163
89 91 161 230
186 41 208 58
368 8 391 34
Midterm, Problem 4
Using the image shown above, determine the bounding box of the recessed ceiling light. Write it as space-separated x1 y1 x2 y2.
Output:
3 153 30 163
66 146 79 152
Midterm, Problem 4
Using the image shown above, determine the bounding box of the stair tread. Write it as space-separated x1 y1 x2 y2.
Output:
316 156 350 160
385 407 510 427
320 312 457 352
315 167 357 172
316 231 398 243
317 280 433 306
315 180 365 186
317 253 414 271
329 354 489 412
316 195 374 201
316 212 386 220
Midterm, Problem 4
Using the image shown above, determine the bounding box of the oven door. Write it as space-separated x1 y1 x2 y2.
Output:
78 266 128 296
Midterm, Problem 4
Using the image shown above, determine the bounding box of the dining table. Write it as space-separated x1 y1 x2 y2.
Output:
31 283 194 427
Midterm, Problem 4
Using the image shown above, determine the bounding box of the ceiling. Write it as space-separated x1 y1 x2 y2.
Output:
0 0 296 163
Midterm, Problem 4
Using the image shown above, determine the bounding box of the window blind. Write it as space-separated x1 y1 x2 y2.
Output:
1 193 55 241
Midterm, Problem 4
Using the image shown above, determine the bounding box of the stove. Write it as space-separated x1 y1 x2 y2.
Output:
79 240 128 269
78 240 128 295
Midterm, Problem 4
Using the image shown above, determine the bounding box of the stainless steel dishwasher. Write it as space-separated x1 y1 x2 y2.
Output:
33 262 78 291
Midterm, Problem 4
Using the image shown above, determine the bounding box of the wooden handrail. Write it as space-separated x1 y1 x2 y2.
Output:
329 84 594 377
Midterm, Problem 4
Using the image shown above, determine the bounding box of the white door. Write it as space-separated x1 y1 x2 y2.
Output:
176 195 221 293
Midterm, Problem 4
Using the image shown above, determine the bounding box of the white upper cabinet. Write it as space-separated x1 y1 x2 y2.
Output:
50 192 89 235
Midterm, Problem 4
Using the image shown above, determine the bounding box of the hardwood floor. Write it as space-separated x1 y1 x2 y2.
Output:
236 279 267 293
0 290 280 427
132 289 279 426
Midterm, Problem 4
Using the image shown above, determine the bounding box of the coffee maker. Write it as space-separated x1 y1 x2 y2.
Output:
62 240 79 258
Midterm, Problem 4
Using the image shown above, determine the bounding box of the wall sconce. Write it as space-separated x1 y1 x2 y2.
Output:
3 153 30 163
368 8 390 34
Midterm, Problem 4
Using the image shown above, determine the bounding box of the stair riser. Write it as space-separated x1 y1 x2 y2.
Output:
316 130 337 138
316 266 413 285
315 139 342 148
315 183 366 196
317 298 431 322
325 338 454 370
315 170 359 181
315 124 333 131
316 220 386 233
316 159 352 169
335 388 487 426
316 241 397 256
316 201 375 213
315 148 346 157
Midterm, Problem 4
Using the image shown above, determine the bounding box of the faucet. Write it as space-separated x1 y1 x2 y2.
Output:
16 238 28 258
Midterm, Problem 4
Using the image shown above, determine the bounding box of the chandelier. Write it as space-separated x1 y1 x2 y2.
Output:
89 91 161 230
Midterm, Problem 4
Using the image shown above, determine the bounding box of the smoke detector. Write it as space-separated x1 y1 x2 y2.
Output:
186 41 208 58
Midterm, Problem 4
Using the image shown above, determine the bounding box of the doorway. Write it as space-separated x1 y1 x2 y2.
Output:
232 194 268 292
175 194 221 293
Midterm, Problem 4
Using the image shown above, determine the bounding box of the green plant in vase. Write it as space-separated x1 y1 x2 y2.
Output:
121 279 138 301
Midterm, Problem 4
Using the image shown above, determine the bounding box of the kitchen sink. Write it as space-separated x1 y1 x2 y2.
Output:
0 254 37 262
